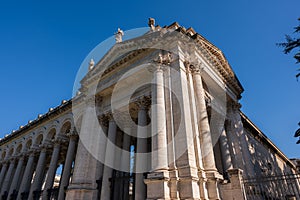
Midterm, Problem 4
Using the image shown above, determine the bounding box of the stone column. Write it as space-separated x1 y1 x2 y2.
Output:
135 96 149 200
28 147 48 199
1 159 16 196
17 152 36 199
58 133 78 200
219 127 233 179
8 157 24 197
0 162 8 188
121 132 131 200
145 61 170 200
185 62 208 199
42 140 62 199
227 102 255 178
190 63 221 199
151 64 168 171
100 114 117 200
95 116 108 200
224 119 239 169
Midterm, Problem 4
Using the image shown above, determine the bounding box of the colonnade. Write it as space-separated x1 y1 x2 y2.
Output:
0 131 78 200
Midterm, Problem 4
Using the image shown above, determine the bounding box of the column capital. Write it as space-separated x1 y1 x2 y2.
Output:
67 130 79 141
38 144 50 153
153 51 172 66
135 96 151 110
148 51 172 73
105 112 114 122
98 113 110 127
54 135 69 145
190 63 204 75
15 154 25 161
8 157 16 163
0 160 8 165
29 146 40 155
25 151 34 158
184 60 204 74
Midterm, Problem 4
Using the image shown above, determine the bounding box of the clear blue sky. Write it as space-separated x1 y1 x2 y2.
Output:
0 0 299 158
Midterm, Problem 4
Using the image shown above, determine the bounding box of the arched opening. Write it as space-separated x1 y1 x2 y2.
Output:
35 134 43 146
8 148 14 157
1 151 6 160
15 144 22 155
46 128 56 141
25 139 32 151
60 121 72 135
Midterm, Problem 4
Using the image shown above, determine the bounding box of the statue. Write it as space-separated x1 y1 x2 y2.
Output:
148 18 155 31
115 28 124 43
89 59 95 70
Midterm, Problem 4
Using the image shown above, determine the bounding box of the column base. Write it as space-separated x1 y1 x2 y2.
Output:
169 169 179 199
66 184 98 200
144 171 170 199
219 168 246 200
205 170 223 200
178 176 200 199
198 170 209 200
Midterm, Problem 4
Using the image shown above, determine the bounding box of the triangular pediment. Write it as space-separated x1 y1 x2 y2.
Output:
79 22 244 96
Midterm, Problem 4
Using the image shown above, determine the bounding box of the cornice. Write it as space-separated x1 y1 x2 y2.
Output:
0 99 73 145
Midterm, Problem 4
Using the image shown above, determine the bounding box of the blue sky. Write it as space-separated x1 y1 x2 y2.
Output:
0 0 299 158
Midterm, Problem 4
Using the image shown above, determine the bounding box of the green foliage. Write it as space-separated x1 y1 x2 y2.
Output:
278 18 300 79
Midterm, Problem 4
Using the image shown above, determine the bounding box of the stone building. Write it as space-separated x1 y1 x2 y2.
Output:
0 19 299 200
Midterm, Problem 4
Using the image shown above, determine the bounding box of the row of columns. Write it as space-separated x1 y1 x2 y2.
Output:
100 99 151 200
66 97 151 200
0 132 77 200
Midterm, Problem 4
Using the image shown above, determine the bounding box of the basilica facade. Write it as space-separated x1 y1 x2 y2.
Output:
0 20 299 200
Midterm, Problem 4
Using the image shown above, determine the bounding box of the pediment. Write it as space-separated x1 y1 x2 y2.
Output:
79 22 244 97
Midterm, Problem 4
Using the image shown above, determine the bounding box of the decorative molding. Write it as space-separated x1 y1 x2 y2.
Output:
153 51 172 66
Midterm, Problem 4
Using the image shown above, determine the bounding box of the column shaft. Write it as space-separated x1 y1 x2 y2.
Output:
229 106 255 177
186 65 208 199
28 149 47 199
191 64 221 199
120 131 130 200
145 63 170 200
135 104 148 200
219 128 233 178
58 136 77 200
42 143 61 199
8 158 24 197
17 153 35 199
151 66 168 171
1 160 16 195
0 163 8 188
192 69 216 170
100 117 117 200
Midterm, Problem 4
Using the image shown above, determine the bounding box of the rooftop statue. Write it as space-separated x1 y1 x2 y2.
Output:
115 28 124 43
